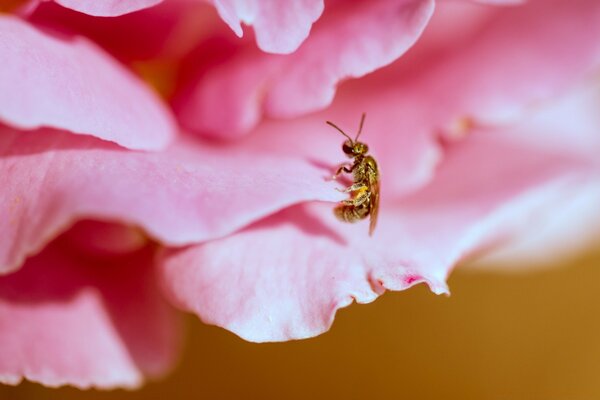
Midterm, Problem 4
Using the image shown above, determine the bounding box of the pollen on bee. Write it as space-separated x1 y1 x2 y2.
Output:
355 186 368 196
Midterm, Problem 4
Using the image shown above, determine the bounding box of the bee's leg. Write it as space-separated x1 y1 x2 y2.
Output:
336 182 366 193
332 163 353 180
341 186 370 206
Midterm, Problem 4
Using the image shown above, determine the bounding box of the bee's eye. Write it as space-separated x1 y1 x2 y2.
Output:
342 141 353 154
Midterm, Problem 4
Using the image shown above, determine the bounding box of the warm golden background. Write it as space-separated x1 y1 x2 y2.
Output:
2 251 600 400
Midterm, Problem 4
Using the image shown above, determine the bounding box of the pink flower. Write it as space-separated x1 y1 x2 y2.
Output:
1 0 599 389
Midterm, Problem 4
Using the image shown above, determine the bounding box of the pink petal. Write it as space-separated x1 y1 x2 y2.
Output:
177 52 283 138
466 80 600 268
324 0 600 182
211 0 324 54
63 220 149 257
264 0 434 118
419 0 600 129
471 181 600 269
28 0 217 63
50 0 163 16
0 15 176 150
178 0 434 138
0 233 181 388
0 124 347 274
467 0 525 4
158 203 447 343
158 123 596 341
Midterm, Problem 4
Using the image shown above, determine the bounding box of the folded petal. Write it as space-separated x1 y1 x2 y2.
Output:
471 181 600 269
419 0 600 129
177 52 283 138
0 125 348 274
467 0 525 4
0 235 181 388
178 0 434 138
63 219 149 257
157 122 595 341
0 16 176 150
181 0 599 139
157 203 449 343
265 0 434 118
28 0 215 63
51 0 163 16
118 0 600 341
465 80 600 268
211 0 324 54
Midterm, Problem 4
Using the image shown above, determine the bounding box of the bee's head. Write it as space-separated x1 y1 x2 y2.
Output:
327 113 369 158
342 140 368 157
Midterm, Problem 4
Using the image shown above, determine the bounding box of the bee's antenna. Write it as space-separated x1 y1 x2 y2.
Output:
355 112 366 141
326 121 353 142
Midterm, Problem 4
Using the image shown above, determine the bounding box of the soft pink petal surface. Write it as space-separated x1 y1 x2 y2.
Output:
158 125 595 341
5 0 587 276
318 0 600 197
468 0 525 4
418 0 600 128
180 0 600 139
0 236 181 388
0 15 176 150
178 51 283 138
178 0 434 138
28 0 217 63
1 0 597 349
211 0 323 54
264 0 434 118
49 0 163 16
159 0 600 341
469 80 600 268
63 220 149 257
0 125 347 274
471 180 600 269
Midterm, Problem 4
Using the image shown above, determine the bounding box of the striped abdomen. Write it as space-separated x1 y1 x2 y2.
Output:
334 202 370 223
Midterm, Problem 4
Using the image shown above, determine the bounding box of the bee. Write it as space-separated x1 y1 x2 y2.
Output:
327 113 380 236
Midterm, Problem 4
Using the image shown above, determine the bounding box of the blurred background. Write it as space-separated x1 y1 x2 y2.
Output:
2 250 600 400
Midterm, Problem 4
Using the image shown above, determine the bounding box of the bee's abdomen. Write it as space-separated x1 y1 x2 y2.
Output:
334 204 369 223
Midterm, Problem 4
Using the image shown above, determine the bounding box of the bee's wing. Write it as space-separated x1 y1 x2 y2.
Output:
368 171 380 236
